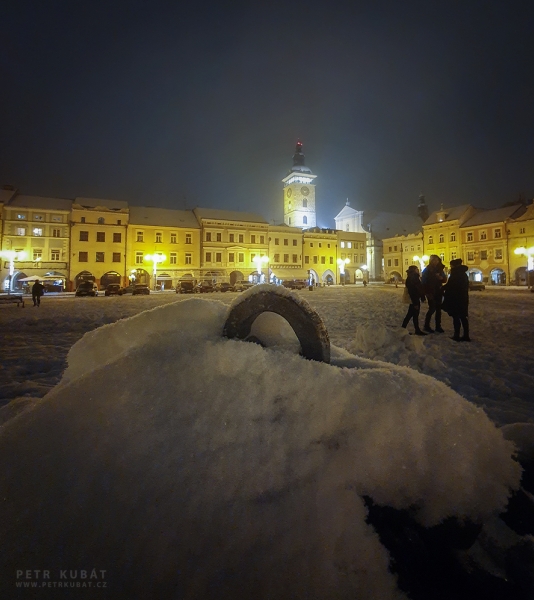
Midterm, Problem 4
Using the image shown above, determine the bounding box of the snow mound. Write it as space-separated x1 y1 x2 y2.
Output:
0 297 521 600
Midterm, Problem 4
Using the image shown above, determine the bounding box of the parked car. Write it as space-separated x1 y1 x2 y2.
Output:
281 279 308 290
233 280 254 292
469 281 485 291
176 280 196 294
194 281 214 293
132 284 150 295
214 282 234 293
121 284 135 294
105 284 124 296
75 282 99 297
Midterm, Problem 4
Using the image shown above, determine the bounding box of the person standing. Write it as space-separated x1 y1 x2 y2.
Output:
422 255 447 333
32 279 44 307
442 258 470 341
401 265 427 335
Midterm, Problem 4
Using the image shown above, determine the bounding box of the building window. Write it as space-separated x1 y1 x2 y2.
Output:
136 231 144 242
494 228 502 239
205 232 212 242
341 242 346 249
170 253 177 265
95 252 104 262
97 217 104 224
112 253 121 263
304 256 309 264
15 227 26 236
480 231 487 240
117 219 121 225
405 258 409 265
113 232 121 243
238 253 244 262
439 253 445 261
394 259 399 266
291 239 297 246
467 232 473 242
303 216 308 225
330 257 334 264
341 253 345 259
156 232 162 243
387 259 392 267
135 252 143 264
16 213 27 220
52 215 62 222
321 256 326 264
274 253 280 262
520 227 526 234
274 238 279 245
289 218 291 225
171 233 177 244
185 233 192 244
81 217 86 223
480 250 488 260
216 252 222 262
52 228 61 237
33 250 42 261
97 232 105 242
467 252 474 262
450 232 456 242
80 231 89 241
229 233 235 243
283 239 288 246
34 214 43 221
313 256 318 264
185 253 192 265
251 235 256 243
292 254 298 263
451 251 457 260
251 253 256 263
346 224 349 231
260 236 265 244
205 252 212 262
495 249 503 260
228 252 235 263
238 234 244 243
79 251 88 262
439 234 444 243
283 254 289 262
428 236 433 244
50 249 60 261
303 199 307 208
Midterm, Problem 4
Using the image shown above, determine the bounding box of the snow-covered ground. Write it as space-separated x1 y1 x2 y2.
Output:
0 284 532 599
1 284 533 425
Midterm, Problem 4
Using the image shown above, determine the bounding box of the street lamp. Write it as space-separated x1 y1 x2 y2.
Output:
145 254 166 291
337 257 349 285
129 269 137 284
413 255 429 270
361 264 369 285
514 246 534 288
0 250 28 294
253 255 269 283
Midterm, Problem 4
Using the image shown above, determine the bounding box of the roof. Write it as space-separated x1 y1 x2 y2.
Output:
129 207 199 228
0 188 17 204
334 204 362 220
193 208 268 224
74 197 128 210
461 205 525 227
7 195 73 211
362 211 423 240
424 204 473 225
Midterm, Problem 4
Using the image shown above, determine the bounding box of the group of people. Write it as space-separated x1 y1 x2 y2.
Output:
401 254 470 342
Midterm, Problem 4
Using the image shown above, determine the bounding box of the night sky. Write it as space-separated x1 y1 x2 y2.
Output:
2 0 533 227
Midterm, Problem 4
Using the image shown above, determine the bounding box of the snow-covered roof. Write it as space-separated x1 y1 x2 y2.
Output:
362 211 423 240
7 195 73 211
74 197 128 210
194 208 268 224
129 207 199 228
424 204 473 225
461 205 525 227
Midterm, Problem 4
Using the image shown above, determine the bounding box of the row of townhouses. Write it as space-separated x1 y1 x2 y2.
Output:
382 202 534 285
0 187 367 292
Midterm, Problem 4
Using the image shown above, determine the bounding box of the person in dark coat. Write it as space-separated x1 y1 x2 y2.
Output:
401 265 427 336
32 279 45 307
442 258 470 341
422 254 447 333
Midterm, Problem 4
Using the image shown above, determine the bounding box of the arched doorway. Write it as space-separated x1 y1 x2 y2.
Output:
101 271 121 288
308 269 319 286
344 269 352 284
74 271 95 289
322 269 335 286
156 272 172 290
468 268 484 282
43 271 67 292
229 271 243 285
9 271 28 292
490 268 506 285
131 268 150 285
388 271 403 283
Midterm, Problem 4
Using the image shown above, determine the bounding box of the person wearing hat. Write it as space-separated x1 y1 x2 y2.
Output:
442 258 470 341
401 265 427 335
421 254 447 333
31 279 45 307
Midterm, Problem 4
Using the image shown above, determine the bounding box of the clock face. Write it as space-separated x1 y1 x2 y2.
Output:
301 186 310 196
286 188 292 198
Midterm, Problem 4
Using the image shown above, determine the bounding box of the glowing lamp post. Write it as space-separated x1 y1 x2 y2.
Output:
0 250 27 294
413 255 429 270
145 254 166 290
337 258 349 285
514 246 534 288
253 255 269 283
361 264 369 285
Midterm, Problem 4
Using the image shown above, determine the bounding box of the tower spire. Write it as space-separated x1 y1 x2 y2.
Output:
417 193 429 222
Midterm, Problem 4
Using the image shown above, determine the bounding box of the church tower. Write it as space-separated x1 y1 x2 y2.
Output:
282 140 317 228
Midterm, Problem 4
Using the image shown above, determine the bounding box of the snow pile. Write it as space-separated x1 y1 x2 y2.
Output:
0 295 522 599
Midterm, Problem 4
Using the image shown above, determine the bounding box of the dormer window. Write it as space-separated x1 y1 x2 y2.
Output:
98 217 105 224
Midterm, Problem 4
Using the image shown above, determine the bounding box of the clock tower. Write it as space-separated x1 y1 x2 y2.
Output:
282 140 317 228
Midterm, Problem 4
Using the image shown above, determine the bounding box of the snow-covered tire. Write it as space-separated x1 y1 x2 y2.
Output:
223 289 330 363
